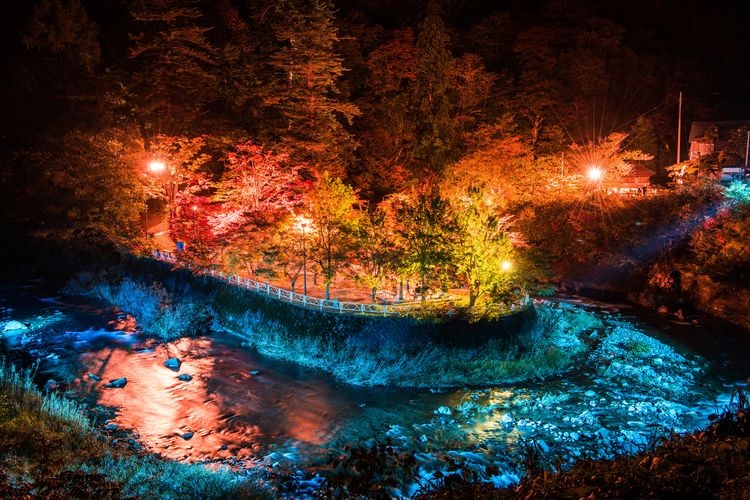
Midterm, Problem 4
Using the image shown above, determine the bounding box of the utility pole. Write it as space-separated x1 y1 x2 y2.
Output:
676 91 683 164
745 129 749 168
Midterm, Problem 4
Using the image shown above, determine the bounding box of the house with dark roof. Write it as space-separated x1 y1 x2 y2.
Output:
688 120 750 181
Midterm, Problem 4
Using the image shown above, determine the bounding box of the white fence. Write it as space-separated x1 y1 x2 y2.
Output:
151 250 530 318
152 250 415 317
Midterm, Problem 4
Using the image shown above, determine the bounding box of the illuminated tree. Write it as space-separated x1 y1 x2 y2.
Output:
393 188 456 301
352 209 392 303
146 135 211 235
268 0 360 178
451 185 519 309
308 173 360 299
567 132 652 191
214 141 301 220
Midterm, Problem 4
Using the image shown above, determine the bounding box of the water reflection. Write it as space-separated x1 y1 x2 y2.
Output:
82 337 347 463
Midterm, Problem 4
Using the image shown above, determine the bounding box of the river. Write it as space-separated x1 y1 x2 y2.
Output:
1 280 749 495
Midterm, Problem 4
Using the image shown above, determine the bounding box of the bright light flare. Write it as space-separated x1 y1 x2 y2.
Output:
501 260 513 272
148 160 166 173
587 166 603 182
295 215 312 232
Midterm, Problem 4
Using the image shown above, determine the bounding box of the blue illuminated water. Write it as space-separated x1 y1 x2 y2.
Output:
1 281 748 494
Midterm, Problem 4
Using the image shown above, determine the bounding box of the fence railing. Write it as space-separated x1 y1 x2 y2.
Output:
151 250 531 317
152 250 415 316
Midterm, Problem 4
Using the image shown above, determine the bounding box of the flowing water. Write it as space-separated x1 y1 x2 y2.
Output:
1 280 749 494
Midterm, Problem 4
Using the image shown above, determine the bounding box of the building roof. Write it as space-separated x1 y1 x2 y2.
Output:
688 120 750 142
623 164 655 178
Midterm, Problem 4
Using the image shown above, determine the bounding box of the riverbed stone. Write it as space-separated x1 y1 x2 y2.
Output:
44 379 58 391
181 431 194 440
87 372 101 381
105 377 127 388
435 406 452 416
2 320 27 332
164 357 181 372
177 374 193 382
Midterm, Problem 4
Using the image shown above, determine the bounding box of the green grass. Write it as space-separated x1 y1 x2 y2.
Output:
228 302 600 388
0 358 273 498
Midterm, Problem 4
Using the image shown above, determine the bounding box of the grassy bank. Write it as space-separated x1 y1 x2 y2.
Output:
0 359 271 498
68 260 603 388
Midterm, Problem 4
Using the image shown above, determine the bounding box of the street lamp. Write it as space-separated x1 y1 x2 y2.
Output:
296 216 311 296
587 166 603 182
148 159 176 226
501 260 513 272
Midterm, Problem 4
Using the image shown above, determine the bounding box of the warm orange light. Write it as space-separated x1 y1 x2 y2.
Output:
587 166 603 181
148 160 166 173
191 205 198 212
295 215 312 232
501 260 513 272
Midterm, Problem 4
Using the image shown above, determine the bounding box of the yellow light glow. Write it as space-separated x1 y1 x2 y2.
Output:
148 160 166 173
587 166 603 181
501 260 512 271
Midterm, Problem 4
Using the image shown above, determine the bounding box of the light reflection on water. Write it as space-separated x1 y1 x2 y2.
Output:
3 283 750 482
82 336 350 463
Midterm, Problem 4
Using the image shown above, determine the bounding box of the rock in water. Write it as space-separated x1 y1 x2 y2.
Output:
87 372 102 381
181 432 194 440
2 320 28 332
164 357 181 372
434 406 452 416
105 377 127 388
249 370 261 376
177 374 193 382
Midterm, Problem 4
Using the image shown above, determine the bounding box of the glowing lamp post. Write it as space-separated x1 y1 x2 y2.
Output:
148 159 176 225
296 216 312 296
587 166 603 182
501 260 513 272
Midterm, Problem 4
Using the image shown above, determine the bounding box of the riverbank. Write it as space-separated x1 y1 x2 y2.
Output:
1 269 743 497
0 359 272 498
66 257 617 389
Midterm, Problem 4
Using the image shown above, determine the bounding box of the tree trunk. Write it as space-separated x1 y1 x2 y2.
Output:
371 287 376 304
398 280 404 302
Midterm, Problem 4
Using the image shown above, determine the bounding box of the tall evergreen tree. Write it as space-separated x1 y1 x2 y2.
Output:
411 1 457 177
267 0 360 179
128 0 218 140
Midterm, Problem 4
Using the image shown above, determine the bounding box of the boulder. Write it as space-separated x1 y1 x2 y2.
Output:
164 357 181 372
249 370 261 376
434 406 452 416
177 374 193 382
2 320 27 332
105 377 127 388
87 372 102 381
44 379 59 391
181 431 194 440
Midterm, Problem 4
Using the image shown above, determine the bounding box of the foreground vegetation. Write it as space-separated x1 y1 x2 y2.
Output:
0 359 271 498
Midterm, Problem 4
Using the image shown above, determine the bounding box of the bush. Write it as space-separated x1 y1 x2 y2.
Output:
74 276 212 342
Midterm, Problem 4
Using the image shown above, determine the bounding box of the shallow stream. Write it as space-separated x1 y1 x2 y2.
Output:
1 280 749 495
